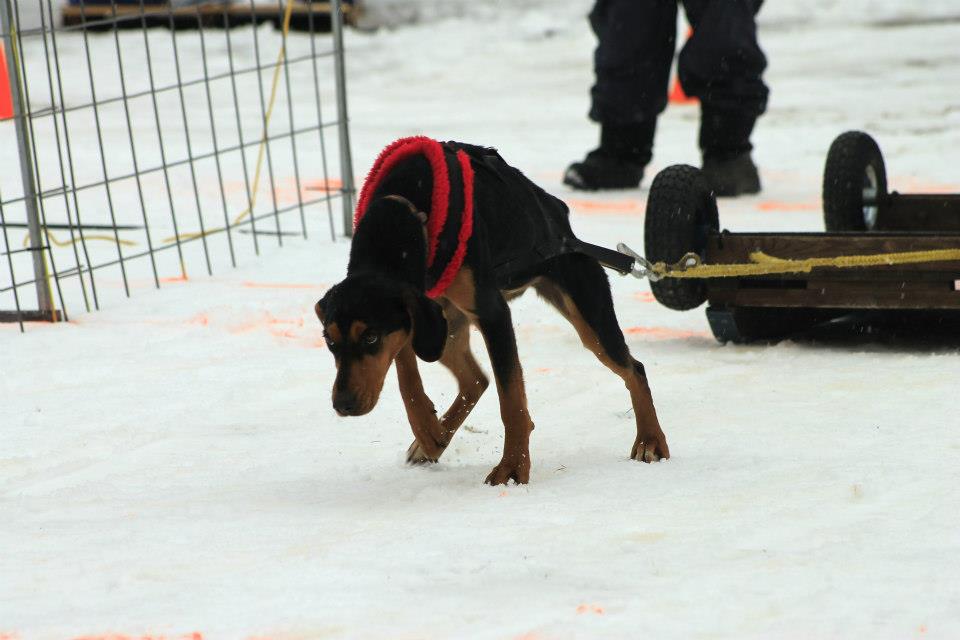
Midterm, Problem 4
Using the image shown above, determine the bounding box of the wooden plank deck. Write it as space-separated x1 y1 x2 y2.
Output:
704 232 960 310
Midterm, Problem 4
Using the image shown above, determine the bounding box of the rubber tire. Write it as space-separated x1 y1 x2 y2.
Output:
644 165 720 311
822 131 887 231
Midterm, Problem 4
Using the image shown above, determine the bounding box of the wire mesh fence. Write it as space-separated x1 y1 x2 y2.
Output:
0 0 355 331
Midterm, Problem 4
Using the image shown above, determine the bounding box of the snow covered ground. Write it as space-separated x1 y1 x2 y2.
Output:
3 3 960 639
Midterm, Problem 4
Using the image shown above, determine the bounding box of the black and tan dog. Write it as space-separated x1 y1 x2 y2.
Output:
315 137 669 485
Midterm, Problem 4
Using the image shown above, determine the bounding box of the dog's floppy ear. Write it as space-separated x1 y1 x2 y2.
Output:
405 290 447 362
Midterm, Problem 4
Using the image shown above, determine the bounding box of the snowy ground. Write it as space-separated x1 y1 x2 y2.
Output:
4 4 960 639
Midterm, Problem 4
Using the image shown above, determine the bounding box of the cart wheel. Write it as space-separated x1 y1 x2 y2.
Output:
822 131 887 231
644 165 719 311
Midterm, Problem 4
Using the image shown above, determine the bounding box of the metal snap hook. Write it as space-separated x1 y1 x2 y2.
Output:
616 242 662 282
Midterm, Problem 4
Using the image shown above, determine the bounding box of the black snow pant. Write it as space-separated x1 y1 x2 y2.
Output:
588 0 769 159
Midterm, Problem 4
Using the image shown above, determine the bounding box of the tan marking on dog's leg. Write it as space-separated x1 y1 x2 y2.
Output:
439 336 488 436
484 354 533 485
437 304 489 436
402 269 482 465
438 268 535 482
470 291 534 485
405 304 489 463
540 281 669 462
626 373 668 463
395 344 446 462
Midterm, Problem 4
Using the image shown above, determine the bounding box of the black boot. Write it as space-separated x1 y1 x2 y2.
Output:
699 107 761 196
701 153 761 197
564 121 655 190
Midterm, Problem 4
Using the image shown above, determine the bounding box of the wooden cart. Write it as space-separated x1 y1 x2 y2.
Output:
640 131 960 343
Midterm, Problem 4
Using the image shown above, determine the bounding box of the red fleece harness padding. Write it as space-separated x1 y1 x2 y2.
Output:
354 136 475 299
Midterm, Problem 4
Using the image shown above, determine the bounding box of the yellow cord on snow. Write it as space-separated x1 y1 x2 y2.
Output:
653 248 960 279
23 228 138 249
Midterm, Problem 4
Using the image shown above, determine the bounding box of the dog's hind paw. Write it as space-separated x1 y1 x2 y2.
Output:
406 439 442 465
631 432 670 463
484 457 530 485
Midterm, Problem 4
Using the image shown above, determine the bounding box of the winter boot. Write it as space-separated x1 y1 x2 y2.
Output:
702 153 761 197
699 107 761 196
564 121 655 190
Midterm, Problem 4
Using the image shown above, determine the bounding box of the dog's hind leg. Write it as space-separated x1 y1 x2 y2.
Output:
535 254 669 462
406 303 490 464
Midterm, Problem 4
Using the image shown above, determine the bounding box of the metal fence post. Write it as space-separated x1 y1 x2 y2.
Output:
0 0 55 318
331 0 355 237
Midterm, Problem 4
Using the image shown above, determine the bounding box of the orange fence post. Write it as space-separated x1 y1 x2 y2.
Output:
0 41 13 120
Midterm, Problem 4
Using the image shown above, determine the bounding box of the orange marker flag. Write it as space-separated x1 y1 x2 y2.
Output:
669 27 697 105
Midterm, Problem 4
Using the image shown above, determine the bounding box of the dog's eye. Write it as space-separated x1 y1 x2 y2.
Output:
362 331 380 345
323 334 336 349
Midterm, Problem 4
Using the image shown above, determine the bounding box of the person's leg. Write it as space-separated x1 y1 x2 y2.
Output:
565 0 677 191
680 0 768 196
588 0 678 125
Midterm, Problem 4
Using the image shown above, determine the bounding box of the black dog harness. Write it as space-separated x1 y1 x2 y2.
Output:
454 141 635 284
355 137 634 297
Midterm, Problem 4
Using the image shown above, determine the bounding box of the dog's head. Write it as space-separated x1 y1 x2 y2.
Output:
315 272 447 416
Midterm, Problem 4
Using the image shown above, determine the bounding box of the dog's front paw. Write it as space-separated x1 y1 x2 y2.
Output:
406 439 444 465
484 456 530 485
631 430 670 463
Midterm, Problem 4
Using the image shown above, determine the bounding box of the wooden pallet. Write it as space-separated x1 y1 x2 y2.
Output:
60 2 354 32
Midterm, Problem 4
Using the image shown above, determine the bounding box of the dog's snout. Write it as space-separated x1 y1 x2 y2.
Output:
333 390 358 416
